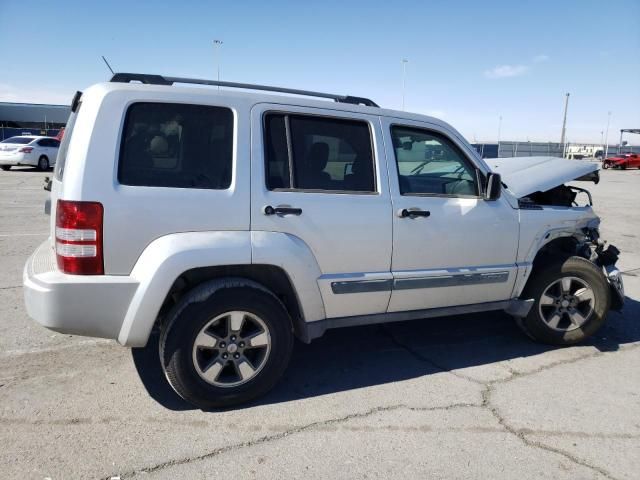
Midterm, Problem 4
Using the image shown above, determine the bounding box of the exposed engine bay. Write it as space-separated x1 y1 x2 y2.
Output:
519 184 593 208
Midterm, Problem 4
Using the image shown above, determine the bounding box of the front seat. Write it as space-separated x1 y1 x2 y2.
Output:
298 142 331 189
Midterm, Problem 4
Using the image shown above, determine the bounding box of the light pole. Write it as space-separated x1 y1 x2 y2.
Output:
604 111 611 158
497 115 502 143
401 59 408 111
560 93 570 157
213 39 223 88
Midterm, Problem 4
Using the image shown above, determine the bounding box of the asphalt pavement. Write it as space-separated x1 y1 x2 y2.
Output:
0 166 638 479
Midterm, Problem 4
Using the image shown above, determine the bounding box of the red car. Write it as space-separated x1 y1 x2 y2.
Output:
602 153 640 169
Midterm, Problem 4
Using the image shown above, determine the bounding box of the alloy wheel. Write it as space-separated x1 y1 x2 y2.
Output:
538 276 595 332
191 310 271 387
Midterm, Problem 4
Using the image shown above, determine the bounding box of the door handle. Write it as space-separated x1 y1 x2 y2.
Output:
398 208 431 218
263 205 303 216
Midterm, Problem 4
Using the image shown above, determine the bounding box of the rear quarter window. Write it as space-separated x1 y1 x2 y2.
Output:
118 102 233 190
54 106 80 180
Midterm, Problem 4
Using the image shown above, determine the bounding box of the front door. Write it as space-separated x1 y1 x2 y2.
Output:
382 118 519 312
251 104 393 319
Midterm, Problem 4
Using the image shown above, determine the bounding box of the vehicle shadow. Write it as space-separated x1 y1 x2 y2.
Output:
1 166 52 173
131 294 640 412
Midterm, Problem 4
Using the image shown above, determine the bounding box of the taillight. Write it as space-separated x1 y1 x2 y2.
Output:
19 147 34 153
55 200 104 275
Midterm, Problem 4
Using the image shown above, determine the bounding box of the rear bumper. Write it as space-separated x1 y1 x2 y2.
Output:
0 153 35 166
23 241 139 340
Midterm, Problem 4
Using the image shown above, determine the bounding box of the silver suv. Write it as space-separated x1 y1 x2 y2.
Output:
23 73 624 409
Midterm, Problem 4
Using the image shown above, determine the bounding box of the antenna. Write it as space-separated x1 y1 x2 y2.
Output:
101 56 115 75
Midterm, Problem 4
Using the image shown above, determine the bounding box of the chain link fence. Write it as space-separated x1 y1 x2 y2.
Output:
472 142 640 159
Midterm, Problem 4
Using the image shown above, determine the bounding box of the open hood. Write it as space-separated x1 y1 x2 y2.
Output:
487 156 599 199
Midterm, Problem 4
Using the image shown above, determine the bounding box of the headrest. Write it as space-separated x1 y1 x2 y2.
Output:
307 142 329 170
149 135 169 156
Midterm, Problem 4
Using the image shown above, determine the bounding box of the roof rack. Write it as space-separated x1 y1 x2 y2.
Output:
110 73 379 108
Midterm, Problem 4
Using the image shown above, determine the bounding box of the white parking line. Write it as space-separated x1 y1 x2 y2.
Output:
0 338 113 359
0 233 48 237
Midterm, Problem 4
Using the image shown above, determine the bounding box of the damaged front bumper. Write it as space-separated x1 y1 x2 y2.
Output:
604 263 625 310
593 242 625 310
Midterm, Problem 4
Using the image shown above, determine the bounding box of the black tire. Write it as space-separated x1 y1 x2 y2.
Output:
160 279 294 409
516 256 610 345
0 166 10 171
602 162 609 169
38 156 49 171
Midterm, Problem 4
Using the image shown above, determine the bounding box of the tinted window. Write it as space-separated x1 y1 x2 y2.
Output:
38 139 50 146
264 114 290 189
1 136 34 144
119 103 233 189
265 113 375 192
391 126 478 196
50 139 60 148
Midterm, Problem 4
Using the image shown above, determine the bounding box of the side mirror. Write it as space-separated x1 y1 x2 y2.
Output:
484 172 502 200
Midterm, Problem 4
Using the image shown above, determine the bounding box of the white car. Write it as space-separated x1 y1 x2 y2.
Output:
0 135 60 171
23 74 624 409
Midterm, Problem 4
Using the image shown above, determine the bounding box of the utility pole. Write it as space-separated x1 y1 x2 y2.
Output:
560 93 570 156
213 39 223 89
401 59 408 111
604 111 611 158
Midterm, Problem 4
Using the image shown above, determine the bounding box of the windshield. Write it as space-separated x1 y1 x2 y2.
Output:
1 136 35 144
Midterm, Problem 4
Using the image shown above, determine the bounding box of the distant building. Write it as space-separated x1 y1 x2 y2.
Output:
0 101 69 140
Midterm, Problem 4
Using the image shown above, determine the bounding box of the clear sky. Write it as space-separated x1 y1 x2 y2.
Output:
1 0 638 143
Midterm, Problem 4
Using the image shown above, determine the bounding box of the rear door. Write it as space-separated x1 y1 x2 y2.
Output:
251 104 393 319
49 138 60 165
37 138 53 160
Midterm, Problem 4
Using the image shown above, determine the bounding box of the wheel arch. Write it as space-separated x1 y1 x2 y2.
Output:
159 264 309 342
514 235 582 298
117 231 325 347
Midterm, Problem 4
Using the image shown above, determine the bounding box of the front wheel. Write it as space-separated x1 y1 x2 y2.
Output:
516 256 610 345
602 162 610 169
160 281 294 409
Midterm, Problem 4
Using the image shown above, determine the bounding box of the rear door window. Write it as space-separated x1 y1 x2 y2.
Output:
264 113 375 192
118 102 234 189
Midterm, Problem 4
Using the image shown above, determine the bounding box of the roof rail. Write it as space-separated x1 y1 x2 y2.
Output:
110 73 379 108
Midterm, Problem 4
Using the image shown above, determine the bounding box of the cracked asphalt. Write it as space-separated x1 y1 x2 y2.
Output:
1 167 639 479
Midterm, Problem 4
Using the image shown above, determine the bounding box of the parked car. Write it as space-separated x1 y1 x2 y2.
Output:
23 74 624 409
0 135 60 170
54 127 65 142
602 153 640 169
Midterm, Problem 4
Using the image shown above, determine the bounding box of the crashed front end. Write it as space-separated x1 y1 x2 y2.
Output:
489 156 625 310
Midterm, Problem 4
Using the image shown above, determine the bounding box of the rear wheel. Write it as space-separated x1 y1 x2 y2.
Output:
160 281 294 409
516 256 610 345
0 166 10 171
37 156 49 171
